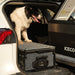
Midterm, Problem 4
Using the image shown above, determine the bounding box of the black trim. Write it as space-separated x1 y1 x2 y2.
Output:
48 20 75 35
49 20 75 24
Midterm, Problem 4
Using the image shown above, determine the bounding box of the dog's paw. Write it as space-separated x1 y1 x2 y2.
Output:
25 39 32 42
18 40 24 44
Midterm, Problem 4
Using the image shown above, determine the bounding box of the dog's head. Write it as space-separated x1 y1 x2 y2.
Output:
25 6 42 23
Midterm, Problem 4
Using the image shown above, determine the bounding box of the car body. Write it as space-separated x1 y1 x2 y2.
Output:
0 0 75 75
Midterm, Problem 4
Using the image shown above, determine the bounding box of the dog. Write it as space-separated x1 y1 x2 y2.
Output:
10 6 42 44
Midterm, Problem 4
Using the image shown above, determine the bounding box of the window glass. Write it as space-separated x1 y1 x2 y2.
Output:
69 10 75 21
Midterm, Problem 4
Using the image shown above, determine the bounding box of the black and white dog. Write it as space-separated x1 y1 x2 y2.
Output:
10 6 42 44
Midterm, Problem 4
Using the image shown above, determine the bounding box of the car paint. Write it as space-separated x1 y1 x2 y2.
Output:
0 0 20 75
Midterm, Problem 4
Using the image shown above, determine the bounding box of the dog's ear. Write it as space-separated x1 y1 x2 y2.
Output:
25 5 32 10
25 6 32 19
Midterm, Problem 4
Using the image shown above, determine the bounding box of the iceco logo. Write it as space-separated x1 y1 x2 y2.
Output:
64 47 75 53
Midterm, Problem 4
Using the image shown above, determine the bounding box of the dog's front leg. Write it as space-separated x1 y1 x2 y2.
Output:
15 27 23 44
22 30 32 42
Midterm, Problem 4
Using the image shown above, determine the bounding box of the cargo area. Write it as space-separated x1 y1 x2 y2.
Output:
3 1 75 75
4 2 57 44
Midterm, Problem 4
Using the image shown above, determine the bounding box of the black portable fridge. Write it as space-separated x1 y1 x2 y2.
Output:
18 42 55 72
48 20 75 67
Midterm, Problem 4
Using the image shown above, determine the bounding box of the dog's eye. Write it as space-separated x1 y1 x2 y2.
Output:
30 7 32 10
33 12 39 16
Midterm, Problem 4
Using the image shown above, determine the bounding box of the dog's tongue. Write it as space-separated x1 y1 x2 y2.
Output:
32 15 40 23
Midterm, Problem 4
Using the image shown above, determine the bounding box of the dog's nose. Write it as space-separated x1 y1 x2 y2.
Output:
37 15 42 19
